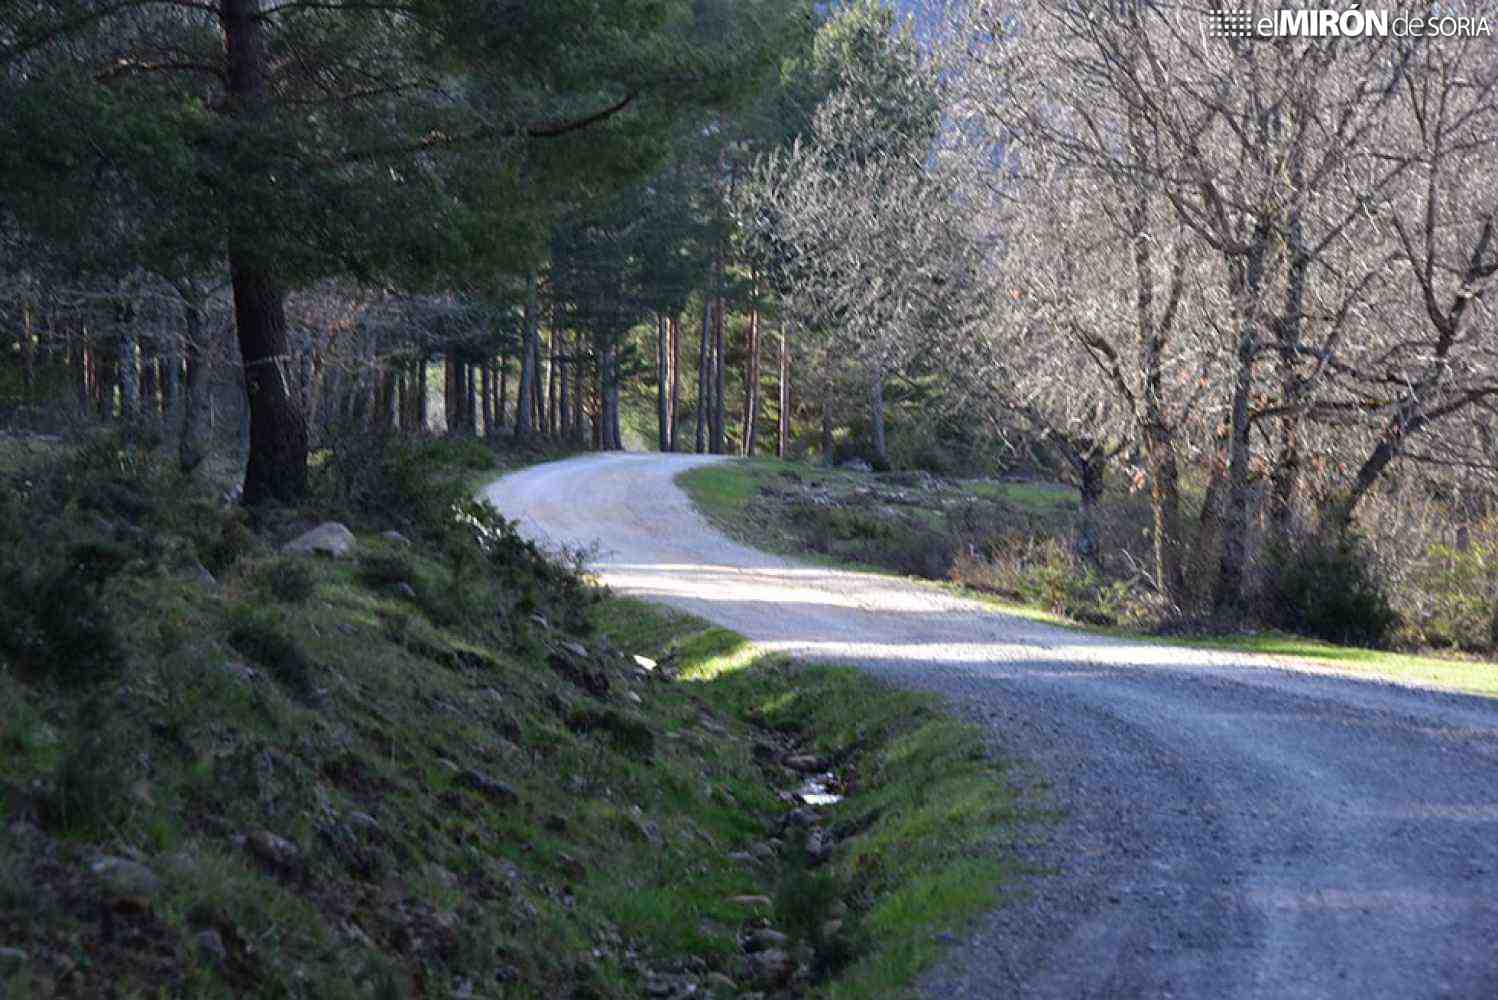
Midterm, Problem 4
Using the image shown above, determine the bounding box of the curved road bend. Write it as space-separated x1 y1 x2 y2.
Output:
483 452 1498 1000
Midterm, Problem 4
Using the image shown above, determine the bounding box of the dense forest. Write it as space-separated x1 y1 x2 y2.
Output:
3 0 1497 645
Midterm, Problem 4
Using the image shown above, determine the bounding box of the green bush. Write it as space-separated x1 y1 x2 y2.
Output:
227 606 318 701
1409 542 1496 651
257 557 318 604
1263 533 1398 647
949 534 1128 625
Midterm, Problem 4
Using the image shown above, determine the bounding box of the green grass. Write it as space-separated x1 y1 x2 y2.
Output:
595 598 1030 998
681 458 1498 701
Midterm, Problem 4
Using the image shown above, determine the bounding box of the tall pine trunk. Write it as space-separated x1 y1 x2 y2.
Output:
517 271 539 435
179 294 212 476
777 320 790 459
742 274 760 456
711 293 726 454
224 0 307 504
669 315 681 451
695 295 709 453
656 313 670 451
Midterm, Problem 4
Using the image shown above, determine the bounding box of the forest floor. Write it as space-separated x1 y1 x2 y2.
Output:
679 457 1498 699
485 451 1498 999
0 433 1017 999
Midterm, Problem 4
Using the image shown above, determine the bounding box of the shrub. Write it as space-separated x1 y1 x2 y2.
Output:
1263 533 1398 647
358 553 417 589
950 534 1129 625
0 543 129 686
1408 542 1496 651
227 606 318 701
257 557 317 604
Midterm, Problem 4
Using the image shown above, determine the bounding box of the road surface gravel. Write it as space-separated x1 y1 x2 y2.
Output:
483 452 1498 1000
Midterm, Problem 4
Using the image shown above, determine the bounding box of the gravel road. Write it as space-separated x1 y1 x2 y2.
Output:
483 452 1498 1000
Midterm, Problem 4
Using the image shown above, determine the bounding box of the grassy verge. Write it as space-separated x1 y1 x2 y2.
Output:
680 458 1498 700
597 598 1027 998
0 436 1023 998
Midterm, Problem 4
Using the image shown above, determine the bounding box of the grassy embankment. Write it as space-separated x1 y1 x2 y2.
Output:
679 458 1498 699
0 434 1024 998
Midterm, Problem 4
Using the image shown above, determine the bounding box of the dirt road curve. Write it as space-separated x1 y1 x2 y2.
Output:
483 453 1498 1000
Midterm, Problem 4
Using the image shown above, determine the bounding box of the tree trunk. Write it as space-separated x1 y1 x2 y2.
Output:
141 335 160 424
444 350 458 434
547 324 559 435
743 275 760 457
481 362 493 437
383 366 399 432
223 0 308 503
777 320 790 459
572 333 586 439
656 313 670 451
669 314 681 451
1075 453 1105 569
1143 420 1188 608
19 302 35 390
117 324 139 424
96 341 116 419
179 295 212 476
161 330 180 432
466 360 478 435
558 337 570 438
695 295 710 453
711 294 726 455
517 271 539 435
1215 334 1256 611
821 386 834 465
413 357 425 431
869 368 887 469
497 355 508 429
230 264 306 504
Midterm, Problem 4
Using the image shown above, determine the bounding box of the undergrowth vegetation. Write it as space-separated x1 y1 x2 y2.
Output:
0 432 1023 998
681 458 1498 671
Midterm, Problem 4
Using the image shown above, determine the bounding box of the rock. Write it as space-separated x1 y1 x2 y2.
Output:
783 754 823 773
805 826 832 864
457 769 519 805
89 857 162 898
220 660 260 683
194 929 227 964
245 830 299 867
746 948 795 987
838 458 872 473
821 919 843 939
561 641 590 659
743 928 789 953
625 691 643 705
347 811 379 832
281 522 356 558
704 972 737 995
632 654 657 671
529 613 551 630
390 582 417 600
380 530 411 546
782 807 817 830
726 894 773 909
750 842 776 861
178 560 218 587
